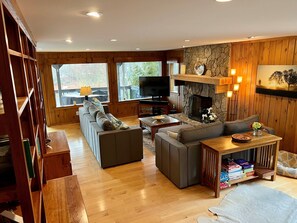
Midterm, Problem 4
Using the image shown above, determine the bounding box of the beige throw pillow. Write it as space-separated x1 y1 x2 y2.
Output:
167 131 178 140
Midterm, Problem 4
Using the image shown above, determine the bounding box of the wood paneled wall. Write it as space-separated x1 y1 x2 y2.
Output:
230 36 297 153
166 49 184 112
37 51 168 126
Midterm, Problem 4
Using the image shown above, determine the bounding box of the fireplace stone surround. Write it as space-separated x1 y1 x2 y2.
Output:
181 43 231 122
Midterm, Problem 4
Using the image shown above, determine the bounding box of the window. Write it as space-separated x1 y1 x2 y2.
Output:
117 61 162 101
167 61 180 93
51 63 109 107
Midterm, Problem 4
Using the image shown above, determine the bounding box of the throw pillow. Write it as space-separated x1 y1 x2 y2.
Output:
96 111 115 131
224 115 259 135
88 104 100 119
92 98 105 114
167 131 178 140
83 100 93 112
105 113 129 130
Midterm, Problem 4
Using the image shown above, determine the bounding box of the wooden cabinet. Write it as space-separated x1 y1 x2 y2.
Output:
44 131 72 180
138 100 169 117
43 175 88 222
0 2 46 222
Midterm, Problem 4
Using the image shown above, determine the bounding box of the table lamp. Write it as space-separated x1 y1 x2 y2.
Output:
80 86 92 100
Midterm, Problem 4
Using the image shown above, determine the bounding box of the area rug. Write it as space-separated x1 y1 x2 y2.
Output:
130 125 155 152
142 129 155 153
198 184 297 223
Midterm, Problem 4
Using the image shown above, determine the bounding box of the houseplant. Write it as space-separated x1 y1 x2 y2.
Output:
201 107 217 123
252 121 262 136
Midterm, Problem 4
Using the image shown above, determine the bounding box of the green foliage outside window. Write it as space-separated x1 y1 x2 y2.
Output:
117 61 162 101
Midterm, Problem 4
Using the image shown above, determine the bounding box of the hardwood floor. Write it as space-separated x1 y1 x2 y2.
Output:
48 116 297 223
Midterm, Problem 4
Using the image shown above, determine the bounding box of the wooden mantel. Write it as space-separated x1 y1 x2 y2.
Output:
172 74 233 93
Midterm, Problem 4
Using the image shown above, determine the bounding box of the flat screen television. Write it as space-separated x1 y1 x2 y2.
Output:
139 76 170 98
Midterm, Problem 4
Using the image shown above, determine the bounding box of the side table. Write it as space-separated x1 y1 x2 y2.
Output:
200 132 282 198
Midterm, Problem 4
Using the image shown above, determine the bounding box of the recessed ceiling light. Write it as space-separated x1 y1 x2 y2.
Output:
136 48 140 51
65 39 72 43
86 48 90 51
248 36 256 39
216 0 232 2
185 40 190 42
110 39 117 42
86 11 102 18
182 46 186 48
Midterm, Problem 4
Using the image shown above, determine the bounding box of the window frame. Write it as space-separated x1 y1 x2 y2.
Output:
116 60 164 102
50 60 109 108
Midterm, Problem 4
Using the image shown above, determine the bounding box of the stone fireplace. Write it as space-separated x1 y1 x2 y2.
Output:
182 43 231 122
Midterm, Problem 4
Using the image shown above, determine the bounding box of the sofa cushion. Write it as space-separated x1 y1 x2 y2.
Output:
83 100 93 111
158 124 193 134
96 112 115 131
79 106 89 115
92 98 105 114
84 113 96 122
89 104 100 119
224 115 259 135
178 121 224 143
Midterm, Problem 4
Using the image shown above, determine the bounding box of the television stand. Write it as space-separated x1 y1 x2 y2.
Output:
138 100 169 117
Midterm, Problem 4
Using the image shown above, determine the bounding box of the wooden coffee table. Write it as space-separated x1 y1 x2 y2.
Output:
139 115 181 141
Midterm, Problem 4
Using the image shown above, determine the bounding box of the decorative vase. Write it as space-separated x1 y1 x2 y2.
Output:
253 129 262 136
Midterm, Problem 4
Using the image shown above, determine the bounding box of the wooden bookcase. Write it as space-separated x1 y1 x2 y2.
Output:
0 2 47 222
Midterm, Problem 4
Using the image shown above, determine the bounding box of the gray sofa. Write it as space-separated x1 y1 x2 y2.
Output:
155 115 274 188
79 104 143 168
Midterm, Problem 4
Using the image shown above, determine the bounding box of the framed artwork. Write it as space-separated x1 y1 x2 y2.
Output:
256 65 297 98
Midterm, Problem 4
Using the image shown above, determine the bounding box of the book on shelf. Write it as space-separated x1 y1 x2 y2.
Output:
0 145 10 163
0 210 23 223
0 136 10 163
0 137 35 179
35 136 41 157
0 135 9 147
0 91 4 114
23 139 35 178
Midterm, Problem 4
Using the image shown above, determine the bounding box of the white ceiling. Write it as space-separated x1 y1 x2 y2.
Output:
16 0 297 52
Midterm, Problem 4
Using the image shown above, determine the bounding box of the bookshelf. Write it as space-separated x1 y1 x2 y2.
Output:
0 1 46 222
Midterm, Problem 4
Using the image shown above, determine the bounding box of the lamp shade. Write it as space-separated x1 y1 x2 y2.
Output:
227 91 233 98
80 86 92 96
237 76 243 83
230 69 236 75
233 84 240 91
